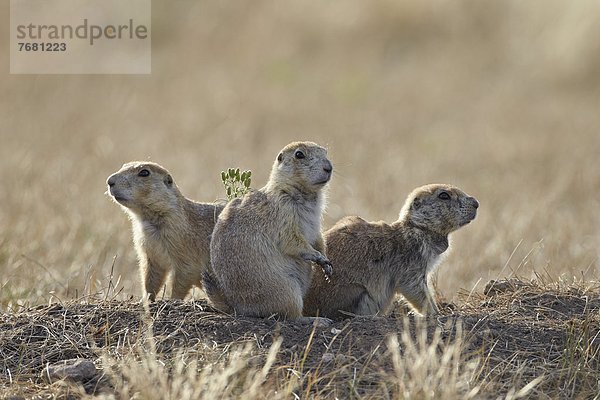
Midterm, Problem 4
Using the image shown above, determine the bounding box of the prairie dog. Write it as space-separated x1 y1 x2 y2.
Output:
204 142 333 320
304 184 478 319
107 161 224 301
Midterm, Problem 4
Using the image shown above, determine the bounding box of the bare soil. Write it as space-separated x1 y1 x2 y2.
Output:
1 279 599 399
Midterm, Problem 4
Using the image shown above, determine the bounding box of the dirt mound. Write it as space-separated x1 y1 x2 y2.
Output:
1 279 599 399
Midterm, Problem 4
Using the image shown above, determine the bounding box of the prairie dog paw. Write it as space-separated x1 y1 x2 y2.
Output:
313 253 333 279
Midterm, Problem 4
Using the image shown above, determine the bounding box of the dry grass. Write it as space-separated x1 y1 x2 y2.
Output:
1 0 600 398
1 1 600 307
1 278 599 398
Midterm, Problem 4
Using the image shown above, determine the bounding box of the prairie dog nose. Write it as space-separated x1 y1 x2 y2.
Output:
323 160 333 174
107 175 117 187
469 197 479 209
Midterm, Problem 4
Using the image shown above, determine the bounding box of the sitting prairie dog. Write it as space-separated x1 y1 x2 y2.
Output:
203 141 333 321
107 161 224 301
304 184 479 319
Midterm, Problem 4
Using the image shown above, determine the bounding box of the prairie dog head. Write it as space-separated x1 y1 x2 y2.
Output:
400 184 479 235
106 161 180 216
267 141 333 194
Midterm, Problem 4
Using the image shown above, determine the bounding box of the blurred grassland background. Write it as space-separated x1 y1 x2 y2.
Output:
1 0 599 309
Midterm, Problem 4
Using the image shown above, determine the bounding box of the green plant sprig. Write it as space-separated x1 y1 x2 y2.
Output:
221 168 252 200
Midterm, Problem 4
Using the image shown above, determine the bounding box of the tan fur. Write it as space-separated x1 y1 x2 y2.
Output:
107 161 224 301
304 184 479 319
203 142 333 320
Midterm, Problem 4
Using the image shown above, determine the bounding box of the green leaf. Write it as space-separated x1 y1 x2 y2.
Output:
245 178 251 188
221 171 227 182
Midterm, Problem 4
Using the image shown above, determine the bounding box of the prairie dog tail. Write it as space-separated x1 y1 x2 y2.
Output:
202 269 233 314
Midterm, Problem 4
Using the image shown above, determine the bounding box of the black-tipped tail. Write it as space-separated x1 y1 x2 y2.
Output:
202 269 233 314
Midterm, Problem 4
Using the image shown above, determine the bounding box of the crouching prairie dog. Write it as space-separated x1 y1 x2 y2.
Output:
304 184 479 319
107 161 224 301
203 141 333 321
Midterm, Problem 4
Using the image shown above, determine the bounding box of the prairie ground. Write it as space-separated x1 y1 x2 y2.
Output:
1 1 599 398
1 279 599 398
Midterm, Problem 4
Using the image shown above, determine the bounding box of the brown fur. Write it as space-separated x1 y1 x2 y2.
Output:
107 161 224 301
304 184 478 319
203 142 333 320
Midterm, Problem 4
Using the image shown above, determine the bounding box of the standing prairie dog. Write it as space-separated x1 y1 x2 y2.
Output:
107 161 224 301
204 141 333 321
304 184 479 319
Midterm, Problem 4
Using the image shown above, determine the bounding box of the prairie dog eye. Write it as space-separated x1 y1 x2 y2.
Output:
438 191 451 200
138 169 150 177
294 150 305 159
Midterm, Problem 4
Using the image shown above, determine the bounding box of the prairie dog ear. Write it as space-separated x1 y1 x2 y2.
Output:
277 152 283 162
164 174 173 186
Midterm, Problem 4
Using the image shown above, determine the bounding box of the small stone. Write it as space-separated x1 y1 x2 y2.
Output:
322 353 335 363
335 354 351 363
312 317 333 327
331 328 342 335
42 358 97 383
